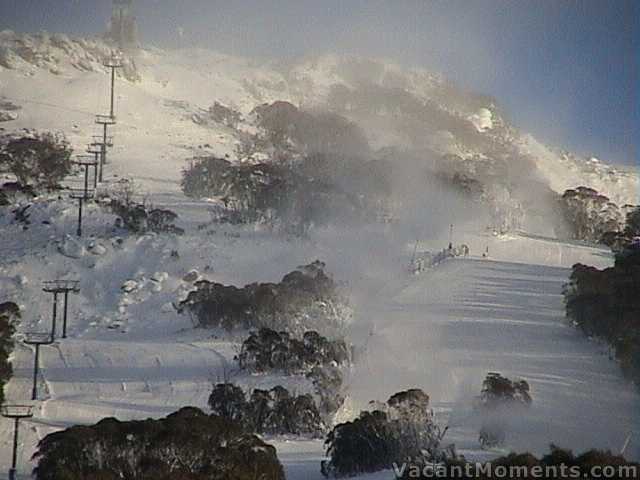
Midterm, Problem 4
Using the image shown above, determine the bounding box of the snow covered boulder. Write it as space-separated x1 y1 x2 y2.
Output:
120 280 139 293
57 235 86 258
87 240 107 255
468 107 493 132
182 269 199 282
150 271 168 283
0 111 17 122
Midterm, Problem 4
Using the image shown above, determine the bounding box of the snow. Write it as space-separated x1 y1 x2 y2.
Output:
468 108 493 132
0 32 638 479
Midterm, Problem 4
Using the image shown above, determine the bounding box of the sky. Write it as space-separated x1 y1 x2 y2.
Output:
0 0 637 166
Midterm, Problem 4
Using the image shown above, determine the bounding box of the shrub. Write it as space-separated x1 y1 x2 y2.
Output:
208 383 325 437
0 133 72 189
208 102 242 129
110 201 183 235
178 261 349 337
32 407 285 480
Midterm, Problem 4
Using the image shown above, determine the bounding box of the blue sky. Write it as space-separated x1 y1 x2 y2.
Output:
1 0 637 166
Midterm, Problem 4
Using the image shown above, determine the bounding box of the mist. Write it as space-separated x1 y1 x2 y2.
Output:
0 1 639 474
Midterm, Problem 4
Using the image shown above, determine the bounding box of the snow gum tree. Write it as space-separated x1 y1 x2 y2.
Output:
0 132 72 190
0 302 19 406
33 407 285 480
321 388 450 478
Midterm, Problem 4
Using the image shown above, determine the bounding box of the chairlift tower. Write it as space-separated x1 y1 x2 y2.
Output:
1 405 34 480
70 189 95 237
74 156 99 198
104 55 123 118
95 114 116 182
23 333 54 400
43 280 80 339
86 144 103 188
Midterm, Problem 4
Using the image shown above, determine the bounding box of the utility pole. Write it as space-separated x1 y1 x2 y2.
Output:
1 405 34 480
24 333 54 401
43 280 80 339
95 115 116 182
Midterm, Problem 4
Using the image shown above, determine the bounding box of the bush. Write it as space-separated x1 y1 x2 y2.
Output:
32 407 285 480
208 102 242 129
110 201 183 235
0 133 72 189
208 383 325 437
0 302 19 406
178 261 349 337
321 389 450 478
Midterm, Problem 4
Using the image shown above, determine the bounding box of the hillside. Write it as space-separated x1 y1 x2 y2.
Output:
0 31 637 209
0 31 639 478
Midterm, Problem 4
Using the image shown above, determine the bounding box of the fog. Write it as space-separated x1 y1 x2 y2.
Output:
0 0 637 465
133 0 635 166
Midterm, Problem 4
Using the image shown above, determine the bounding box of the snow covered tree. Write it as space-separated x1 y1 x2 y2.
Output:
208 383 326 437
0 302 18 406
33 407 285 480
178 261 349 337
474 373 532 449
565 252 640 386
322 389 448 478
559 187 624 243
238 327 350 374
0 133 72 190
624 206 640 238
207 383 248 426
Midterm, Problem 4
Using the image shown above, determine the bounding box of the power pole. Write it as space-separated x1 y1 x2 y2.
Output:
95 115 116 182
24 333 54 401
43 280 80 339
1 405 34 480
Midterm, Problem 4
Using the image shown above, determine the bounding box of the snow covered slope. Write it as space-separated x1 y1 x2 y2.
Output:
0 31 637 206
1 225 637 478
1 31 639 479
